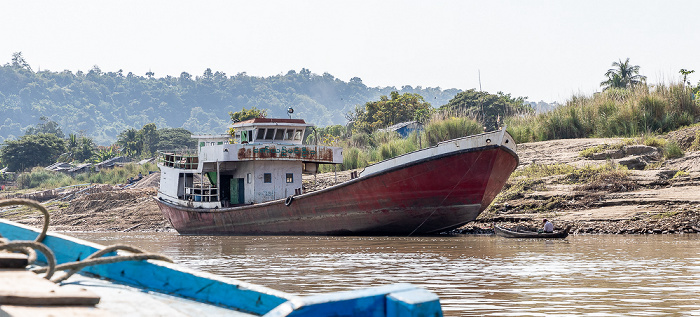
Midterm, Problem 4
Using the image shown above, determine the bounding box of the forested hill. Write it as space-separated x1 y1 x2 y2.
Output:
0 59 461 145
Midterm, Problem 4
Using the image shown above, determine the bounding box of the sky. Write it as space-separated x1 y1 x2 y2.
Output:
2 0 699 104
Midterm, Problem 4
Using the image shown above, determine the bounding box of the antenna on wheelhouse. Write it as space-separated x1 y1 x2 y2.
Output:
287 107 294 119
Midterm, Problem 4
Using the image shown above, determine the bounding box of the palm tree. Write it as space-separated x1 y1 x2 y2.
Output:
600 58 647 91
117 128 141 157
600 72 624 91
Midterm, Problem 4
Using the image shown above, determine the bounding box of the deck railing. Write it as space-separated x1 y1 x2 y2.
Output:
183 184 219 202
158 150 199 170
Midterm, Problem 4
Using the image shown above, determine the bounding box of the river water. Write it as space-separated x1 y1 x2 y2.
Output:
72 232 700 316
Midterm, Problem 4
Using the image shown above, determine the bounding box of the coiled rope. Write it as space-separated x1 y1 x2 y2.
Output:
0 198 172 283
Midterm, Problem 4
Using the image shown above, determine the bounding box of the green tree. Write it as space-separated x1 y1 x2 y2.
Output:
600 58 647 91
138 123 158 157
11 52 31 71
60 133 95 162
305 125 346 144
440 89 532 131
228 107 269 137
116 128 141 157
25 116 65 138
0 133 66 171
156 128 196 150
229 107 268 122
350 92 433 134
75 136 96 162
92 145 119 163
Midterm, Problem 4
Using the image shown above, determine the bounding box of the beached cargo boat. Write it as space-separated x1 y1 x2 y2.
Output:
0 218 443 316
154 118 519 235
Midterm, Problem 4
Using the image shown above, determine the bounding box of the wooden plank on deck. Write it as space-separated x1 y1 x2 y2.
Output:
0 253 28 269
0 270 100 306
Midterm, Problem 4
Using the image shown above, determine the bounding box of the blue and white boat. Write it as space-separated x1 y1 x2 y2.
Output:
0 218 443 316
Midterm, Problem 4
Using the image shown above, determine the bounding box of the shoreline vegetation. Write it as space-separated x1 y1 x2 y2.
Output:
2 82 700 234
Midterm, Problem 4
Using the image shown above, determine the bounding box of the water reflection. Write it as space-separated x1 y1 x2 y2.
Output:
72 232 700 316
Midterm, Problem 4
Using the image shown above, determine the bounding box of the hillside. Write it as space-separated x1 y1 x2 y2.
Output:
0 58 461 145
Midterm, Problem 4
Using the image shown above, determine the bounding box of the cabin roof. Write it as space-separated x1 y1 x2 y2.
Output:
233 118 307 126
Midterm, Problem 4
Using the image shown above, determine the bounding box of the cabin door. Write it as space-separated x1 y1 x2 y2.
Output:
230 178 245 204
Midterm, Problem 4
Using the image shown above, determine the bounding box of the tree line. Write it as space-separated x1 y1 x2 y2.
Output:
0 117 196 172
0 52 460 145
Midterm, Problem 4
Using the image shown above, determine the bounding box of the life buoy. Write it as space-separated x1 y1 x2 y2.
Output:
285 195 294 206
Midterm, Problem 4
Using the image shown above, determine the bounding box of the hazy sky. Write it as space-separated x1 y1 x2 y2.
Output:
2 0 698 103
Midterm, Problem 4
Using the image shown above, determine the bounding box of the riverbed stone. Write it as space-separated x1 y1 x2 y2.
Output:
591 149 626 160
618 156 647 170
624 145 658 156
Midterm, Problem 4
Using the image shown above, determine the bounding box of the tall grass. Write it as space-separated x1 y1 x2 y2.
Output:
15 163 158 190
506 84 699 143
16 167 75 189
423 116 483 146
328 116 483 172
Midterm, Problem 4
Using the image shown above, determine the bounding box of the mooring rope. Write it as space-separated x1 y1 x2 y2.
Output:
0 198 172 283
1 240 57 280
0 199 55 278
0 198 50 242
32 244 173 283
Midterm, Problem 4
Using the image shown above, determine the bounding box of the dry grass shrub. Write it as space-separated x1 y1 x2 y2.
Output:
576 169 638 192
506 83 700 143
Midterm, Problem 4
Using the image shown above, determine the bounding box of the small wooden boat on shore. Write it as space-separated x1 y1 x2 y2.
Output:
494 225 571 239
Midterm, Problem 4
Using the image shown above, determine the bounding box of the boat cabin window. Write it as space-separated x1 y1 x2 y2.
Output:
251 128 303 142
263 173 272 183
241 130 249 143
286 173 293 183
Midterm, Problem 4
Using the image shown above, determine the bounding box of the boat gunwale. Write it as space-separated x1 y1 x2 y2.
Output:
361 128 514 172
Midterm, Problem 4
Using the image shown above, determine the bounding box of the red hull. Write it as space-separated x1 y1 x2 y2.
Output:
155 145 518 235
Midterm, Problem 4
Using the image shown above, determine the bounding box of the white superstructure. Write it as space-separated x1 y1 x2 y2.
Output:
157 118 342 208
